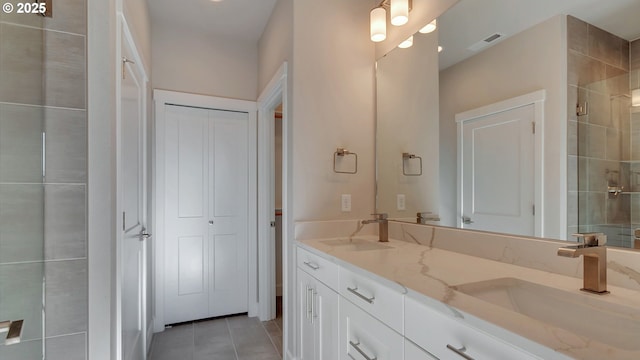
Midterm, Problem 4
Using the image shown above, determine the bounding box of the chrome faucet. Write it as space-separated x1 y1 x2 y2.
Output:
362 213 388 242
557 233 609 294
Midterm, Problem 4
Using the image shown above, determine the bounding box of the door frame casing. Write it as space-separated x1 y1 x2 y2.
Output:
257 63 292 356
152 90 257 332
456 90 546 237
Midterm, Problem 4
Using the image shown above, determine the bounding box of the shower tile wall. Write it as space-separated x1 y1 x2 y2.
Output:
567 16 633 247
0 0 87 359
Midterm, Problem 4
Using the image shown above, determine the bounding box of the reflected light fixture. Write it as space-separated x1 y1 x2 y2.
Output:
391 0 409 26
438 45 443 53
370 7 387 42
398 35 413 49
633 89 640 107
419 19 437 34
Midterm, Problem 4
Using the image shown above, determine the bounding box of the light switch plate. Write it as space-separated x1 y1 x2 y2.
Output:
341 194 351 212
397 194 406 210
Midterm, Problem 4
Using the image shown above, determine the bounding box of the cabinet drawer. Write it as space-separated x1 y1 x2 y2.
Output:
405 296 539 360
340 297 404 360
297 246 340 291
340 266 403 333
405 339 438 360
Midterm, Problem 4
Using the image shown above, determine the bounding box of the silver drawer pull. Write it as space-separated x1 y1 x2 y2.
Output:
303 261 320 270
446 344 475 360
349 340 377 360
347 286 375 304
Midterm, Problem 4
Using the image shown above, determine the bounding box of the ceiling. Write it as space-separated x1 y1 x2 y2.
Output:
148 0 279 43
148 0 639 68
438 0 640 70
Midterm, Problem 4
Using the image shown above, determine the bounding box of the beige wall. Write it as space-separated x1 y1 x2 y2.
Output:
258 0 293 93
152 25 258 101
258 2 377 354
439 15 567 239
292 0 377 221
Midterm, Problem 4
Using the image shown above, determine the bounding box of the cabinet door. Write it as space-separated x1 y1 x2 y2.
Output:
340 297 404 360
298 270 316 360
314 281 339 360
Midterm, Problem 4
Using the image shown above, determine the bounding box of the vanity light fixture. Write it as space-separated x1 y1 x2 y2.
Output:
370 0 413 43
370 7 387 42
390 0 409 26
419 19 437 34
633 89 640 107
398 35 413 49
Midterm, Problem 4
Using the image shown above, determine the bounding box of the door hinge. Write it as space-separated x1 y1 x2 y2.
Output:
270 221 276 228
532 122 536 134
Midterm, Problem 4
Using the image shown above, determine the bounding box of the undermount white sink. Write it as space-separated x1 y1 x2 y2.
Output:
320 238 392 251
452 277 640 351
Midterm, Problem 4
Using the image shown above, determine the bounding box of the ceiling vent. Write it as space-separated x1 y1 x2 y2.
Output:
468 32 505 52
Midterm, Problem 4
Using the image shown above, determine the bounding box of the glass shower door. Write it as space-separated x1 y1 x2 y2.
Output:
0 4 46 359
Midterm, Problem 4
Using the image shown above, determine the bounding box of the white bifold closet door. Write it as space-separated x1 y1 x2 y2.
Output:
163 105 249 324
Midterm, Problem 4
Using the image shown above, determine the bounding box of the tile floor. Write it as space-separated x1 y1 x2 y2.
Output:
149 298 283 360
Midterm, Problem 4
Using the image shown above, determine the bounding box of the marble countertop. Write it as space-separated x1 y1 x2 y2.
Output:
297 236 640 360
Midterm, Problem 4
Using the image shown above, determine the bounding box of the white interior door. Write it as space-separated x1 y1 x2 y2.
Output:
120 30 147 360
460 104 535 236
207 109 248 316
163 105 249 324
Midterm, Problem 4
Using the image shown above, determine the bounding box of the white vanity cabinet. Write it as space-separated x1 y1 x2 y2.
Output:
297 249 340 360
340 297 404 360
405 296 540 360
296 244 547 360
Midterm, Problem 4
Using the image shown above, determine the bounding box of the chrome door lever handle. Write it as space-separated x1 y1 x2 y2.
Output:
139 228 151 240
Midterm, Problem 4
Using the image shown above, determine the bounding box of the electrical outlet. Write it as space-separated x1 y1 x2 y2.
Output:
397 194 406 210
341 194 351 212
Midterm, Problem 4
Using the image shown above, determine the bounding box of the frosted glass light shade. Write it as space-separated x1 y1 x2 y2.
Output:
419 19 437 34
370 7 387 42
391 0 409 26
633 88 640 107
398 35 413 49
